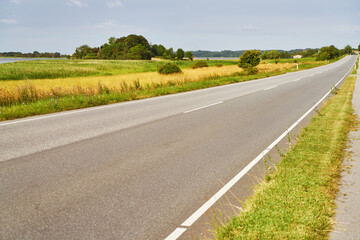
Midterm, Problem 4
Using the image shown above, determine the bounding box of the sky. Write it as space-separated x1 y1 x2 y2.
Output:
0 0 359 54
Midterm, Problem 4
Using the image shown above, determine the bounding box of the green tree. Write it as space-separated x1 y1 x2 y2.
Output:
268 50 280 59
261 50 280 59
300 48 318 58
176 48 185 60
127 44 152 60
279 51 291 59
238 50 261 69
317 52 331 61
343 45 353 55
156 45 166 57
163 48 176 60
33 51 40 57
73 45 91 59
326 45 339 58
261 51 269 59
317 45 339 60
108 37 116 45
185 51 194 61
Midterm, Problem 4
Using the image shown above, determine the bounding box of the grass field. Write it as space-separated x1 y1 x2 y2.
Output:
0 57 331 120
213 75 357 239
0 63 297 106
0 59 238 80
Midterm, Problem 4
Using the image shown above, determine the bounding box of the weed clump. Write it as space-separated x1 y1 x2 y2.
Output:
158 63 182 75
191 60 208 69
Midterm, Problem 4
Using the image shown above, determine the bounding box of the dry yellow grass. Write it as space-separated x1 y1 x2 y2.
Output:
1 65 240 91
0 63 295 106
1 63 294 90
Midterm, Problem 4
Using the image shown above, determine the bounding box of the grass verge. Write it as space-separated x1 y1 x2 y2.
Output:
214 75 357 240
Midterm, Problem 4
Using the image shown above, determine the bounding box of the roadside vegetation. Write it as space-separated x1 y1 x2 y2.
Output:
213 75 357 239
0 59 237 81
0 57 331 120
158 63 182 74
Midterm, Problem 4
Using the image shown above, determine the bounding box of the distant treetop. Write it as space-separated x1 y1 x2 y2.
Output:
72 34 185 60
0 51 66 58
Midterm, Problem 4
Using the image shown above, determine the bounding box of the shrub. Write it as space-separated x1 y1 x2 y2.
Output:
191 60 208 69
158 63 182 74
238 50 261 69
243 67 259 76
215 63 223 67
185 51 194 61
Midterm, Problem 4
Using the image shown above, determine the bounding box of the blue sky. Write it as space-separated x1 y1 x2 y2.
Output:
0 0 359 54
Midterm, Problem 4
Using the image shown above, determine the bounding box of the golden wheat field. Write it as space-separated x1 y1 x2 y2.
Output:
0 63 296 105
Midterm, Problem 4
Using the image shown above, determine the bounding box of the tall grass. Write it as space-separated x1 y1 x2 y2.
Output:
0 64 296 107
0 59 238 81
0 60 329 120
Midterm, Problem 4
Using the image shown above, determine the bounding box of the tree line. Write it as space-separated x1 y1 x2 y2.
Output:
192 45 358 60
72 34 194 61
0 51 67 58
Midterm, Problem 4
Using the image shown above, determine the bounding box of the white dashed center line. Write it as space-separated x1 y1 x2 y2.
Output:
264 86 277 91
184 101 223 114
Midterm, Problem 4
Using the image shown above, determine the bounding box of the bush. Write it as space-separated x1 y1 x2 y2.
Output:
191 60 208 69
238 50 261 69
215 63 223 67
243 67 259 76
158 63 182 74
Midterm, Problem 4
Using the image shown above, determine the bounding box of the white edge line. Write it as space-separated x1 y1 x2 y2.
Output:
0 110 82 127
164 228 187 240
184 101 223 114
264 86 277 91
177 63 354 229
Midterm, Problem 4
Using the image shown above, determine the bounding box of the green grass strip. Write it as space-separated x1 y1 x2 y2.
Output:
215 75 357 240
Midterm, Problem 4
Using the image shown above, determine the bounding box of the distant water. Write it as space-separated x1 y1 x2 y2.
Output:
194 57 238 60
0 58 64 64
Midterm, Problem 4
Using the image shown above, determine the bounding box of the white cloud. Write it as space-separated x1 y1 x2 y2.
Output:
242 24 261 32
107 0 124 8
10 0 21 5
67 0 88 8
94 20 118 28
0 19 17 24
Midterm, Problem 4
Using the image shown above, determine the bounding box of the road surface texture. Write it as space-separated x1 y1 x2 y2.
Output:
0 56 356 240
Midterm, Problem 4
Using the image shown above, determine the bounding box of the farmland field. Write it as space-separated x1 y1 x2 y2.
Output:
0 59 238 81
0 57 330 120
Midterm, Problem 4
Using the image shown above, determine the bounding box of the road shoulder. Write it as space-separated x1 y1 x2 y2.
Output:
330 69 360 240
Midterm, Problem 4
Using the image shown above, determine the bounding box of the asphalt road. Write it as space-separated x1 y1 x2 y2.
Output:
0 56 356 239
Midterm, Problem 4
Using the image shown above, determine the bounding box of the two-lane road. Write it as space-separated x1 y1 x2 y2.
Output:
0 56 356 239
